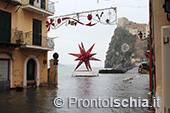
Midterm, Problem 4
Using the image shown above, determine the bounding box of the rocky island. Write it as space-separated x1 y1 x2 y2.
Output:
104 17 149 72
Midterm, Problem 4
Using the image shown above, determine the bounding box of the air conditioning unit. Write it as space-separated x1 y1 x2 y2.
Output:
162 26 170 113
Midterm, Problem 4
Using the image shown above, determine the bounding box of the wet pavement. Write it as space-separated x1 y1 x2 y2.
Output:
0 67 155 113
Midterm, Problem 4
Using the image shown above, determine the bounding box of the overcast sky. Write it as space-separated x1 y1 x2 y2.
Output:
48 0 149 68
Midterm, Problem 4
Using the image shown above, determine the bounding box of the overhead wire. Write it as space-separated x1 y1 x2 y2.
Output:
115 5 148 8
108 0 148 8
114 0 146 5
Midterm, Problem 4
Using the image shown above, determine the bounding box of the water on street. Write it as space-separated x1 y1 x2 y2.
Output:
0 67 155 113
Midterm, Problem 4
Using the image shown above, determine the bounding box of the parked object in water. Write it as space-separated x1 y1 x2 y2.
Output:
138 62 149 74
122 77 133 83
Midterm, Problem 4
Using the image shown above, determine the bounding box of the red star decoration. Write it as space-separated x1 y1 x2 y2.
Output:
69 42 101 71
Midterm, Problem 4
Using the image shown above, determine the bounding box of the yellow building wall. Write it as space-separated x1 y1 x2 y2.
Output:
12 48 48 87
0 1 47 46
0 1 50 88
153 0 170 112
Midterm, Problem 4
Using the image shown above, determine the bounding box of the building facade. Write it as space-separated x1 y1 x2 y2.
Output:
0 0 55 90
151 0 170 112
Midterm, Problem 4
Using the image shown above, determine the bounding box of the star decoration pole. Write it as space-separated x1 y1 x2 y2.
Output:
69 42 101 71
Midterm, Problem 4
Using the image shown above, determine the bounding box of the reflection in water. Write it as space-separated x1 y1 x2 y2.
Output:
0 68 155 113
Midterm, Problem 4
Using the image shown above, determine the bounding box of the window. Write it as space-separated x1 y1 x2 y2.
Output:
33 19 42 46
0 10 11 43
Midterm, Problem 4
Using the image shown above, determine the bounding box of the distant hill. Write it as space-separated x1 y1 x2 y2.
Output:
105 17 148 69
48 62 67 68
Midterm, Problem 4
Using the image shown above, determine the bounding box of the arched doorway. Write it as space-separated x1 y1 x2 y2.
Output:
24 55 40 87
27 58 36 86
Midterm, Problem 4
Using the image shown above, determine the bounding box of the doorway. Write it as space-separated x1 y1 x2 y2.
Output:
27 58 36 87
0 59 10 91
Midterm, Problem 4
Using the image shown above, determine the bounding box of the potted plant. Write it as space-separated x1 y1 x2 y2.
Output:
16 39 22 44
15 30 23 44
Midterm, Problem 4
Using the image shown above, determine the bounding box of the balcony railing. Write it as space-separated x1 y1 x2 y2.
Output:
47 38 55 48
11 29 55 48
2 0 54 16
21 0 55 14
48 1 55 13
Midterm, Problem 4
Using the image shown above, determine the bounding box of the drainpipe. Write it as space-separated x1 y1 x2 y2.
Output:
149 0 153 92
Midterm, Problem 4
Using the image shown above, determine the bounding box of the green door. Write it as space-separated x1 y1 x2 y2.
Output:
33 19 42 46
27 59 36 80
0 10 11 43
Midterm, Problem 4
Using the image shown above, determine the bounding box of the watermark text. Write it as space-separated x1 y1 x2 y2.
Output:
54 97 160 108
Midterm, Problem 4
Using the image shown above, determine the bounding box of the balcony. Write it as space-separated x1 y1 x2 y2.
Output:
21 0 54 16
2 0 21 6
11 29 54 51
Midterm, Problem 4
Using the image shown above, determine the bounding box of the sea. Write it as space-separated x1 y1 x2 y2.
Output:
0 66 155 113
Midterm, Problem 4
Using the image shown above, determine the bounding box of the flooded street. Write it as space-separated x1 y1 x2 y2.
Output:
0 67 155 113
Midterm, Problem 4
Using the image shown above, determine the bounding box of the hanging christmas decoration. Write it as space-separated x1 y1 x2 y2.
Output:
46 7 117 31
69 42 101 71
46 18 55 31
87 14 92 21
57 18 61 24
106 19 110 23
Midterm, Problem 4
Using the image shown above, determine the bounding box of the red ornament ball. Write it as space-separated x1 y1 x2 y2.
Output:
87 14 92 21
57 18 61 24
